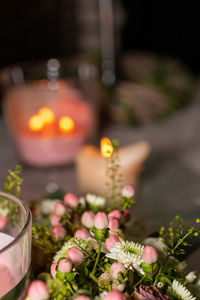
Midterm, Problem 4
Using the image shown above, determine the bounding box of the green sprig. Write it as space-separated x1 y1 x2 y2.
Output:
3 165 23 197
105 139 123 208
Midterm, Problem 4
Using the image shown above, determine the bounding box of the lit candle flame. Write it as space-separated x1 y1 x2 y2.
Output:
101 137 113 158
38 107 54 124
29 115 44 131
59 116 75 133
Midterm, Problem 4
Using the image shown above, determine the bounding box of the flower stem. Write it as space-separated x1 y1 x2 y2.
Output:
92 241 102 275
154 255 169 285
133 274 146 288
123 202 128 211
66 282 77 296
89 272 99 284
172 231 190 254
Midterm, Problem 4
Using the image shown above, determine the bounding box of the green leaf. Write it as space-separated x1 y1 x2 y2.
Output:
65 272 76 281
56 270 66 280
141 262 153 273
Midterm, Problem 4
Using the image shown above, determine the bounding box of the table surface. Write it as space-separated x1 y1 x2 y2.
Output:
1 88 200 270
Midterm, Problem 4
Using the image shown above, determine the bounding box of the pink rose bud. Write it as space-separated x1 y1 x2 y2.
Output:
121 209 131 223
0 215 7 230
110 262 126 279
66 247 84 266
50 262 57 278
142 246 158 264
108 210 121 220
50 213 61 226
81 211 95 229
122 184 135 198
112 282 126 292
108 217 119 231
94 212 109 230
27 280 49 300
64 193 79 208
50 225 66 241
75 296 91 300
58 258 73 273
105 234 119 251
54 202 66 216
105 290 125 300
74 228 90 239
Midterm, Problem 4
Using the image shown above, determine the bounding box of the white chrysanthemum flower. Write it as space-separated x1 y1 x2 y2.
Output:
94 291 108 300
0 207 9 216
86 194 106 208
53 238 93 262
106 241 144 274
170 280 196 300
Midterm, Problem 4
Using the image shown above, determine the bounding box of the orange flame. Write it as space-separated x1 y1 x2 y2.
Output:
59 116 75 133
38 107 55 124
29 115 44 131
101 137 113 158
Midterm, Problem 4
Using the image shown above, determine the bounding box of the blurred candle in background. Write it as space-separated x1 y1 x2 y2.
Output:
4 83 95 167
76 138 151 196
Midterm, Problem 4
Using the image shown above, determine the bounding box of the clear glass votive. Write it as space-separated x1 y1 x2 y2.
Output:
0 191 32 299
3 82 95 167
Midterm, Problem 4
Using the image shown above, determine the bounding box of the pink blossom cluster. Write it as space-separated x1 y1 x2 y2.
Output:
27 184 159 300
50 246 84 280
50 193 79 241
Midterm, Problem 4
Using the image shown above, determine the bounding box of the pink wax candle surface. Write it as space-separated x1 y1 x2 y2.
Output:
0 232 19 297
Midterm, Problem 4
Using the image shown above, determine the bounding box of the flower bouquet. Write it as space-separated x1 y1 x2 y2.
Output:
1 140 200 300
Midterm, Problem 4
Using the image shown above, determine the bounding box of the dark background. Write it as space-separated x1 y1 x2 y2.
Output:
0 0 77 67
122 1 200 74
0 1 200 72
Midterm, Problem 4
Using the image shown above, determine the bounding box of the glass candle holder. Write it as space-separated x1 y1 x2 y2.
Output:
3 81 95 167
0 191 32 299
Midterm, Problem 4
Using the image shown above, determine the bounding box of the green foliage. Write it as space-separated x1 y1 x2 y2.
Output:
47 278 70 300
3 165 23 197
32 224 65 255
121 196 136 211
159 215 200 257
92 228 109 242
0 165 23 223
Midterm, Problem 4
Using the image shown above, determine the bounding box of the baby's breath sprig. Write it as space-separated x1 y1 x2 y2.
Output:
154 216 200 286
159 215 200 257
3 165 23 197
32 224 67 255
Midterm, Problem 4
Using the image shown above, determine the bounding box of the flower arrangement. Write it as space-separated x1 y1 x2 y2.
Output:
1 141 200 300
27 185 200 300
